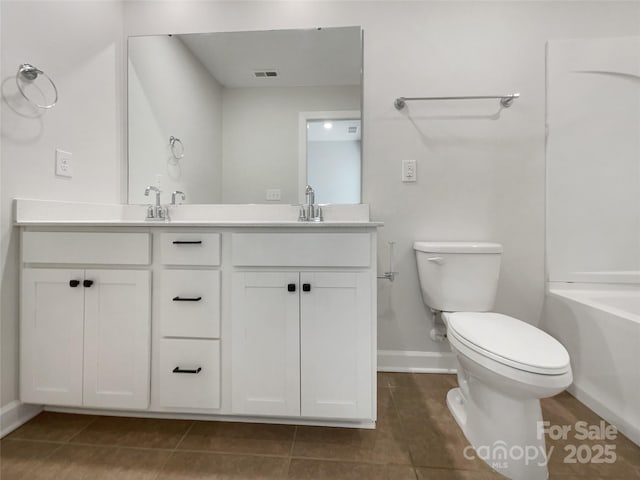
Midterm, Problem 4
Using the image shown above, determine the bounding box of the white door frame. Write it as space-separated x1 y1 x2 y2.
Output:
298 110 361 204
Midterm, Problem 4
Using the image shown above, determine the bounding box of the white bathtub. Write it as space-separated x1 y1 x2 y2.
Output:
542 283 640 446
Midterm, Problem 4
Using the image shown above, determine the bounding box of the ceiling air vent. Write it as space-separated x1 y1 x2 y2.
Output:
348 126 359 134
253 70 279 78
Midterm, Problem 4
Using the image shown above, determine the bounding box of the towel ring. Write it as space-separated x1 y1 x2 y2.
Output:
169 136 184 160
16 64 58 109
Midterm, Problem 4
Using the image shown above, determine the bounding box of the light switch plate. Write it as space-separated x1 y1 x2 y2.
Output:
55 149 72 178
402 159 416 182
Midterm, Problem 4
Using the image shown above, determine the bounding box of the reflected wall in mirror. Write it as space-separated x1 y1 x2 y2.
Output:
127 26 362 205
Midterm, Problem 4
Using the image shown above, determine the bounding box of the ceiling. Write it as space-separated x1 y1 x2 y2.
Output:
178 26 362 88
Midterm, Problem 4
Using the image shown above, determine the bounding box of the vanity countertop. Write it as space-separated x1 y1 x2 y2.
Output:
14 199 383 228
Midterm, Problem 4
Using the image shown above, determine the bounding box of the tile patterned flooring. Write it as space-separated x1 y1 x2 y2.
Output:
1 373 639 479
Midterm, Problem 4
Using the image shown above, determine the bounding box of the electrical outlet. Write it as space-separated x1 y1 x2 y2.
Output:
55 149 73 178
266 189 281 201
402 159 416 182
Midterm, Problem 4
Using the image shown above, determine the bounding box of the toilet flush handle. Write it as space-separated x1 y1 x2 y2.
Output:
427 256 444 265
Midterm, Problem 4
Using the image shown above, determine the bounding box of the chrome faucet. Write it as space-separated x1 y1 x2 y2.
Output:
299 184 322 222
144 186 168 221
171 190 186 205
305 184 315 207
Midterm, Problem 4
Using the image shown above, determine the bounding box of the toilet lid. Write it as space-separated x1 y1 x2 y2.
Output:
446 312 571 375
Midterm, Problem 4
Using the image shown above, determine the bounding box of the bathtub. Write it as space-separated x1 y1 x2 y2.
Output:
541 283 640 446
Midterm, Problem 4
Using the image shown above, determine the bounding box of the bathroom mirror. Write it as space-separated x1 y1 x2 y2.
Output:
127 26 362 205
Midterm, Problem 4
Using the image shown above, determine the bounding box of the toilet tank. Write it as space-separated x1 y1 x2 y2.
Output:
414 242 502 312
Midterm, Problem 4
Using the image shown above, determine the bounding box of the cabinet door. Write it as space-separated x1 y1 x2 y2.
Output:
83 269 151 409
21 268 85 406
300 272 372 419
232 272 300 416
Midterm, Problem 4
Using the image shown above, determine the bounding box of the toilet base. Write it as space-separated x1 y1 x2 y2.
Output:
447 384 550 480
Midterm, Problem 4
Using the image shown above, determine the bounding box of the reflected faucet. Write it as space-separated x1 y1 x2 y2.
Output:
171 191 186 205
144 185 167 220
305 185 315 207
299 184 322 222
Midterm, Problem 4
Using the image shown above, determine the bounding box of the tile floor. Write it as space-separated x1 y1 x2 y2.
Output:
1 373 639 479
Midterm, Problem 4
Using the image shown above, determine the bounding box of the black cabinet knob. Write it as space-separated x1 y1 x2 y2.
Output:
287 283 296 292
69 280 80 288
83 280 94 288
302 283 311 292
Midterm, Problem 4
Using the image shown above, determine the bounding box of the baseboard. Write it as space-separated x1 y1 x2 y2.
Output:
377 349 457 373
1 400 43 438
568 384 640 447
45 406 375 429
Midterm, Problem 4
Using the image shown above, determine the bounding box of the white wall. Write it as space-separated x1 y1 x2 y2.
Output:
2 1 640 410
221 86 360 204
124 1 640 366
128 35 223 205
1 1 123 407
547 37 640 284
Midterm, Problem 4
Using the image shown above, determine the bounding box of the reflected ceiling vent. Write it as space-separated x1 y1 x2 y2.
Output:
348 126 359 134
253 69 279 78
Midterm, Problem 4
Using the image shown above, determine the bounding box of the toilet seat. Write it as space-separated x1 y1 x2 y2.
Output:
444 312 571 375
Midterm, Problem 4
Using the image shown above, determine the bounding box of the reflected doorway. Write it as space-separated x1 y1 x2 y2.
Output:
299 111 361 204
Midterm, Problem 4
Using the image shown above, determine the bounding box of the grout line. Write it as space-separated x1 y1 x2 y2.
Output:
152 420 196 480
284 425 298 475
65 414 101 444
387 384 421 469
173 420 195 450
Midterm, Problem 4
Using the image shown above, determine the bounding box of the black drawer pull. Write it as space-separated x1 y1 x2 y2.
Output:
172 296 202 302
83 280 94 288
302 283 311 292
172 366 202 374
69 280 80 288
287 283 296 292
172 240 202 245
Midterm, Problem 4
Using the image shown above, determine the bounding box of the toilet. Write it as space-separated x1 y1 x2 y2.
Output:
414 241 572 480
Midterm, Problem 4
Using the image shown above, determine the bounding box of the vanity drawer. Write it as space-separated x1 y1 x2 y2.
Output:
159 233 220 266
158 270 220 338
156 339 220 409
232 233 370 267
22 232 150 265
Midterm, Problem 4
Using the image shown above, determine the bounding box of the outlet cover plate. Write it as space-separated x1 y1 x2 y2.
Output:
266 189 281 201
55 149 73 178
402 159 416 182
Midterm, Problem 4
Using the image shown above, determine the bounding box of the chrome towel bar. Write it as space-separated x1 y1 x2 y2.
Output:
394 93 520 110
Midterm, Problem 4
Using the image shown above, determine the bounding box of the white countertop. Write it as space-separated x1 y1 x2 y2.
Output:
14 199 383 228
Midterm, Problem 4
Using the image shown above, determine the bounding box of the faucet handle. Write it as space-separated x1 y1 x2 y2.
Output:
171 190 186 205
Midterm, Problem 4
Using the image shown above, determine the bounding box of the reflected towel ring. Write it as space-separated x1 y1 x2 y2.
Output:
16 63 58 109
169 136 184 160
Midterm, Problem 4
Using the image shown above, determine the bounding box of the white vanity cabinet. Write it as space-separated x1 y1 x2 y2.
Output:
20 231 151 410
231 233 374 420
17 217 377 428
151 232 222 411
